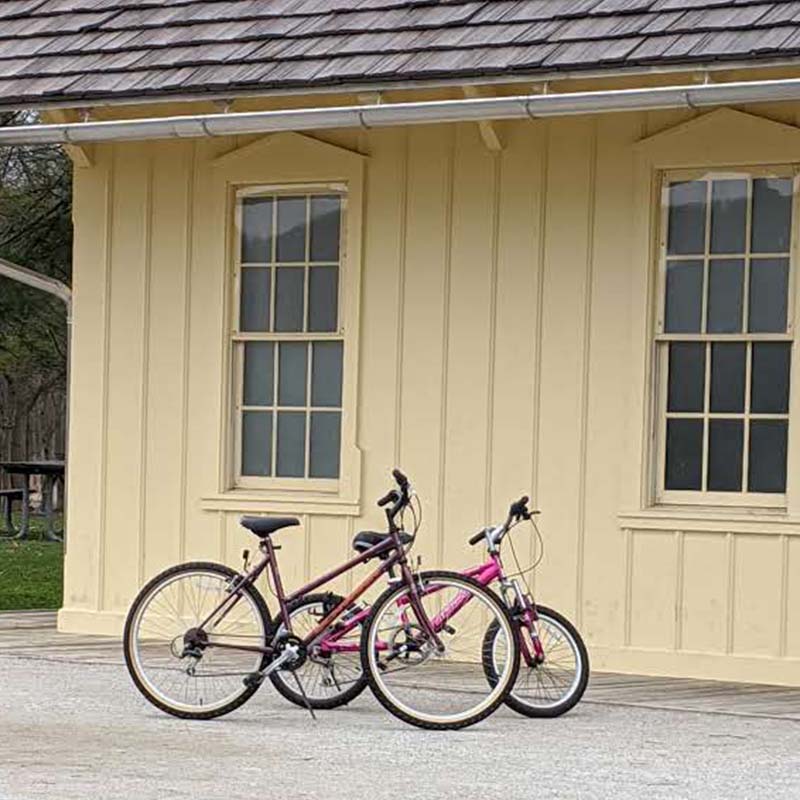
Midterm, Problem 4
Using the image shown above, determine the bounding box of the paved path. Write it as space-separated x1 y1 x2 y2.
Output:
1 611 798 799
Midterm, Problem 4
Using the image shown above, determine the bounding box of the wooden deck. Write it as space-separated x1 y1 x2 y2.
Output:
1 610 798 721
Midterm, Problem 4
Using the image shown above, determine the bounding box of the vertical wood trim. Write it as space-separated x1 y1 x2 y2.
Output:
393 132 410 465
675 529 685 650
435 130 455 567
575 119 598 627
483 153 502 525
779 533 790 656
218 510 226 562
725 531 736 653
623 526 633 646
529 123 549 581
97 150 115 612
137 155 154 587
303 513 312 581
178 142 197 564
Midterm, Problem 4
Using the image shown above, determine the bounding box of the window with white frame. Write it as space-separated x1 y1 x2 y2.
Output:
655 170 795 504
233 187 345 484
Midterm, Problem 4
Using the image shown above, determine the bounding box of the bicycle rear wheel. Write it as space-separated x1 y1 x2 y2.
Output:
361 571 519 730
124 562 272 719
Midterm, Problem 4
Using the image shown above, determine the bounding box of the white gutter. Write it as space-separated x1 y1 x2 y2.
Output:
1 76 800 145
0 257 72 309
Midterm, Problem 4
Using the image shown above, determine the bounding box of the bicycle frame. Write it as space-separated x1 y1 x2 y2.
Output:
315 552 544 667
196 526 443 658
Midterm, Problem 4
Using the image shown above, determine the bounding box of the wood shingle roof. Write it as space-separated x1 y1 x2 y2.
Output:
2 0 800 107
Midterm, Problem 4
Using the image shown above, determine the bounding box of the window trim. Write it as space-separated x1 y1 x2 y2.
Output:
652 165 800 509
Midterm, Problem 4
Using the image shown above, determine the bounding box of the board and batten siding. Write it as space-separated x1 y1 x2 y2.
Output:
61 108 800 685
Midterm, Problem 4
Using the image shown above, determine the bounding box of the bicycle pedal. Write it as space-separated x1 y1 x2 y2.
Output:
243 672 265 689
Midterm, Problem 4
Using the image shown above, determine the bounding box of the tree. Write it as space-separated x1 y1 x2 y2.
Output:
0 111 72 479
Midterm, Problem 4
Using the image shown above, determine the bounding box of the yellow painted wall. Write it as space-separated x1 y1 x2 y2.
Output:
59 103 800 685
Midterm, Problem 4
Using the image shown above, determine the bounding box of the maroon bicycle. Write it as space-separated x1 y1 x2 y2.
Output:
123 469 521 730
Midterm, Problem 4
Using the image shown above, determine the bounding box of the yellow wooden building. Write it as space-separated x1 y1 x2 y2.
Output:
1 1 799 686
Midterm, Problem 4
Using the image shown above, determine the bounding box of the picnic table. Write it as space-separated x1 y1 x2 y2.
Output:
0 461 64 542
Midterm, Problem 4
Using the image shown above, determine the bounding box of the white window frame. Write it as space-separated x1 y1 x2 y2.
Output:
231 182 348 493
653 165 799 509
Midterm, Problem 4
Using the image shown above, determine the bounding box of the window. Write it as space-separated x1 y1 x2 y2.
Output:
233 188 345 485
655 171 796 505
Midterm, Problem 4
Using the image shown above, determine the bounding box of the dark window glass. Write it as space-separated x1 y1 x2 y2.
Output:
668 343 705 412
665 419 703 490
710 179 746 254
308 266 338 332
707 259 743 333
276 197 307 262
710 342 745 413
309 412 341 478
708 419 743 491
749 258 789 333
751 178 792 253
748 420 788 493
239 268 270 332
241 198 272 263
665 260 703 333
311 342 343 407
276 411 306 477
241 411 272 476
751 342 791 414
310 196 341 262
278 342 307 407
243 342 274 407
667 181 706 255
274 267 304 332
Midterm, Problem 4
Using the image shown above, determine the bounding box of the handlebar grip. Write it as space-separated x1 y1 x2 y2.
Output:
468 529 486 546
509 495 531 520
392 468 409 489
377 490 399 507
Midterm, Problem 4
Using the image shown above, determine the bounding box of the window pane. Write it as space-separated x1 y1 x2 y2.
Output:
312 341 343 407
278 342 307 406
710 179 746 254
274 267 304 332
707 259 743 333
241 411 272 476
276 196 306 262
751 342 791 414
239 267 270 332
308 266 338 332
708 419 743 491
310 196 341 262
310 411 341 478
748 420 788 493
667 181 706 255
243 342 274 407
751 178 792 253
665 418 703 490
668 342 705 412
276 411 306 477
749 258 789 333
710 342 745 413
665 260 703 333
241 198 272 263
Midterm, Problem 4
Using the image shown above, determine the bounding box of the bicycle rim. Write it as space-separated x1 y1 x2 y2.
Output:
364 573 518 728
127 567 266 715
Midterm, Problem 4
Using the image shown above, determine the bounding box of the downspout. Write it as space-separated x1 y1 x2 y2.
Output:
0 257 72 546
0 76 800 145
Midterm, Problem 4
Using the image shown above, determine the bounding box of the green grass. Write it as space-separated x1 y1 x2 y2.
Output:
0 526 64 610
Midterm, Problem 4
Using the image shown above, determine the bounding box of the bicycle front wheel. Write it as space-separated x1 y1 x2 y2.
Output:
124 562 272 719
361 571 519 730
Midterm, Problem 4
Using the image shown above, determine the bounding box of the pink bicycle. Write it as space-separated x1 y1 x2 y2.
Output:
270 494 589 718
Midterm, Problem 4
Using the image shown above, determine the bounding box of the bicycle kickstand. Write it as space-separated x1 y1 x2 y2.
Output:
290 672 317 721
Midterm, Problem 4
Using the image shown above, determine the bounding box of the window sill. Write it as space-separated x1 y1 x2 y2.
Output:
200 491 360 517
618 506 800 536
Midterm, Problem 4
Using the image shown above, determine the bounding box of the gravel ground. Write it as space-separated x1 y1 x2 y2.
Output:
0 655 798 800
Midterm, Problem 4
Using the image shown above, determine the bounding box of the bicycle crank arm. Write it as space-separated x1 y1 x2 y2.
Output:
242 644 300 688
